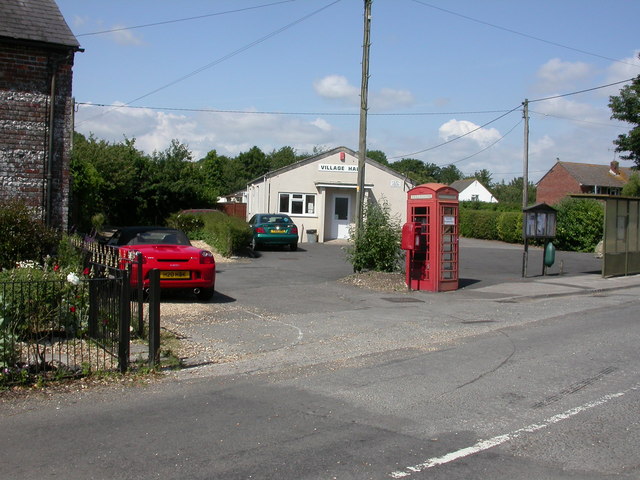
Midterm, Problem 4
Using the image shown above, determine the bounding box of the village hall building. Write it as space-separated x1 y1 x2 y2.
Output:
246 147 414 243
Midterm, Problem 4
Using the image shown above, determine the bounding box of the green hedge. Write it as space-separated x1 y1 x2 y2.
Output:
168 211 251 257
459 198 604 252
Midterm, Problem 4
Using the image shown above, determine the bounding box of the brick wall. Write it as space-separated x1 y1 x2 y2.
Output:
536 163 582 205
0 40 75 231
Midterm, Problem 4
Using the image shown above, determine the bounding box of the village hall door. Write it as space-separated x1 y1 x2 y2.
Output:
330 195 351 239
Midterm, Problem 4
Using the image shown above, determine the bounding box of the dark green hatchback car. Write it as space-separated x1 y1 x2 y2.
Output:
248 214 299 251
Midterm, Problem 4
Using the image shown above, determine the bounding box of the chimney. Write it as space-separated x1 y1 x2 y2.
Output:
610 160 620 175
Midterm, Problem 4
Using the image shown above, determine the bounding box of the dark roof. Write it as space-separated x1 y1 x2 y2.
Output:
553 161 632 188
449 178 476 192
0 0 80 49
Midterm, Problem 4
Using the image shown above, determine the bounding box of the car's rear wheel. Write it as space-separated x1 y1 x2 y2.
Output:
196 287 214 301
251 238 260 251
290 242 298 251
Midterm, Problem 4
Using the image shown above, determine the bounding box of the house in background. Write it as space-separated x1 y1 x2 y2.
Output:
449 178 497 203
0 0 81 231
536 160 633 205
246 147 414 243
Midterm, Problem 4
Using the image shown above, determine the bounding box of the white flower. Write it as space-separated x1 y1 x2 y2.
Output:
66 272 81 285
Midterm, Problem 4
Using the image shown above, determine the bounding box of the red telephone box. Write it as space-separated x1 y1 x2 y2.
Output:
401 183 459 292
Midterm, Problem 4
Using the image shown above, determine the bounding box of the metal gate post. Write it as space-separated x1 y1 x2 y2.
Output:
118 268 131 373
148 269 161 368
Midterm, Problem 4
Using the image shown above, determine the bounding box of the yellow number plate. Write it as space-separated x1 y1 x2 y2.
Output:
160 271 190 280
271 229 285 233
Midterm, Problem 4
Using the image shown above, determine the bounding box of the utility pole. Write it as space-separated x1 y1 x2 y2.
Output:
355 0 372 232
521 99 529 277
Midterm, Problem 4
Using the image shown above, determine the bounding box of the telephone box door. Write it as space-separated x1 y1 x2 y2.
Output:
405 183 459 292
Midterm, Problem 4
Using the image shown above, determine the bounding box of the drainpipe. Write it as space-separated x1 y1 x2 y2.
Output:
45 64 57 227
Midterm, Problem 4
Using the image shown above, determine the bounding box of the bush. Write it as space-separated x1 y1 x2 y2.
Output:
496 212 522 243
459 209 499 240
554 198 604 252
194 211 252 257
0 199 59 270
346 199 402 272
166 212 205 238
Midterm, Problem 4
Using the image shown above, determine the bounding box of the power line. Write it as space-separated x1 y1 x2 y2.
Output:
388 105 521 159
439 118 522 166
75 0 296 37
410 0 640 68
529 110 625 129
75 102 511 117
528 77 635 103
76 0 342 127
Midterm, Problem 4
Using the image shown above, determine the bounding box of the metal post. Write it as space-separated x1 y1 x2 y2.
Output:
355 0 372 233
118 268 131 373
148 269 161 368
136 252 144 337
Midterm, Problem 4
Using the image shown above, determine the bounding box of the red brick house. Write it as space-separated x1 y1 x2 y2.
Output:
0 0 81 230
536 160 633 205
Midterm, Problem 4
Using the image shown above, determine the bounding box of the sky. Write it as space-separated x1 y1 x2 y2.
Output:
56 0 640 183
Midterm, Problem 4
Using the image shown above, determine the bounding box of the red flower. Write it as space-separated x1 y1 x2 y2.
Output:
83 267 90 276
69 306 76 313
54 265 60 272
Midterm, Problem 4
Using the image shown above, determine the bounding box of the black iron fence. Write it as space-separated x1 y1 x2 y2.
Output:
0 237 161 386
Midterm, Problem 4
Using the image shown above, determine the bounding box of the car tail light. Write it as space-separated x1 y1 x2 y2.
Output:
255 227 266 233
291 226 298 234
199 250 215 264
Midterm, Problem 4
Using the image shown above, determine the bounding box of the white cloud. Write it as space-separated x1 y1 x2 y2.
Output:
313 75 359 103
108 25 144 46
371 88 414 110
438 119 501 146
73 15 89 28
75 104 350 160
602 50 640 96
531 96 606 125
313 75 415 110
535 58 593 92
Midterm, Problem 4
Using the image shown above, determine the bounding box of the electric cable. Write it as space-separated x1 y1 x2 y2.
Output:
75 0 296 37
75 0 341 127
438 118 522 167
388 105 521 160
410 0 640 67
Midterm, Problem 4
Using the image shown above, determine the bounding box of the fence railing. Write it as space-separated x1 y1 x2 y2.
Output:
0 237 162 386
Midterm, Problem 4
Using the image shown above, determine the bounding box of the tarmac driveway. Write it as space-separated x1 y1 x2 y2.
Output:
159 238 606 371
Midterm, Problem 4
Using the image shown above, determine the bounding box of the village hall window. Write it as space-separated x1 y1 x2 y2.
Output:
279 193 315 215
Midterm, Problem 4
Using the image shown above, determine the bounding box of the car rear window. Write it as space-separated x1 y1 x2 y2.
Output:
261 216 291 224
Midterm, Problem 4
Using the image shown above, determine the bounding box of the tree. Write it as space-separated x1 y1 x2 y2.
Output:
492 177 536 204
367 149 389 166
474 169 493 189
609 64 640 168
267 146 298 170
622 172 640 197
389 158 438 185
438 164 463 184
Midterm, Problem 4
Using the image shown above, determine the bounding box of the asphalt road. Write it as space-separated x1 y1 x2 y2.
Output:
1 239 638 479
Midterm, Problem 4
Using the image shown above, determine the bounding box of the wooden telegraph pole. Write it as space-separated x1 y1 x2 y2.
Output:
521 99 530 277
355 0 372 232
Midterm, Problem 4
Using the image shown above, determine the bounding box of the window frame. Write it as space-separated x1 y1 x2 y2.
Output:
278 192 316 216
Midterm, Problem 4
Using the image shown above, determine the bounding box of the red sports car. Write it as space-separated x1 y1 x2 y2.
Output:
107 226 216 301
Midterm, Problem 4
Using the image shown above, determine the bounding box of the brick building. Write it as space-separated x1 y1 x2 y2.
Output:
0 0 81 230
536 160 633 205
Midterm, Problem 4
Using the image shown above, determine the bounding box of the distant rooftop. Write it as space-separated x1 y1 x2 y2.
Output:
551 161 633 188
0 0 80 49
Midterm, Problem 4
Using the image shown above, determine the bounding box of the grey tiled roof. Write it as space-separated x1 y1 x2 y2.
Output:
0 0 79 49
449 178 475 192
558 161 632 188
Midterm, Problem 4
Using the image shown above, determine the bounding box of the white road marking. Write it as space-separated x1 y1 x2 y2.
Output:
390 383 640 478
246 310 304 343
